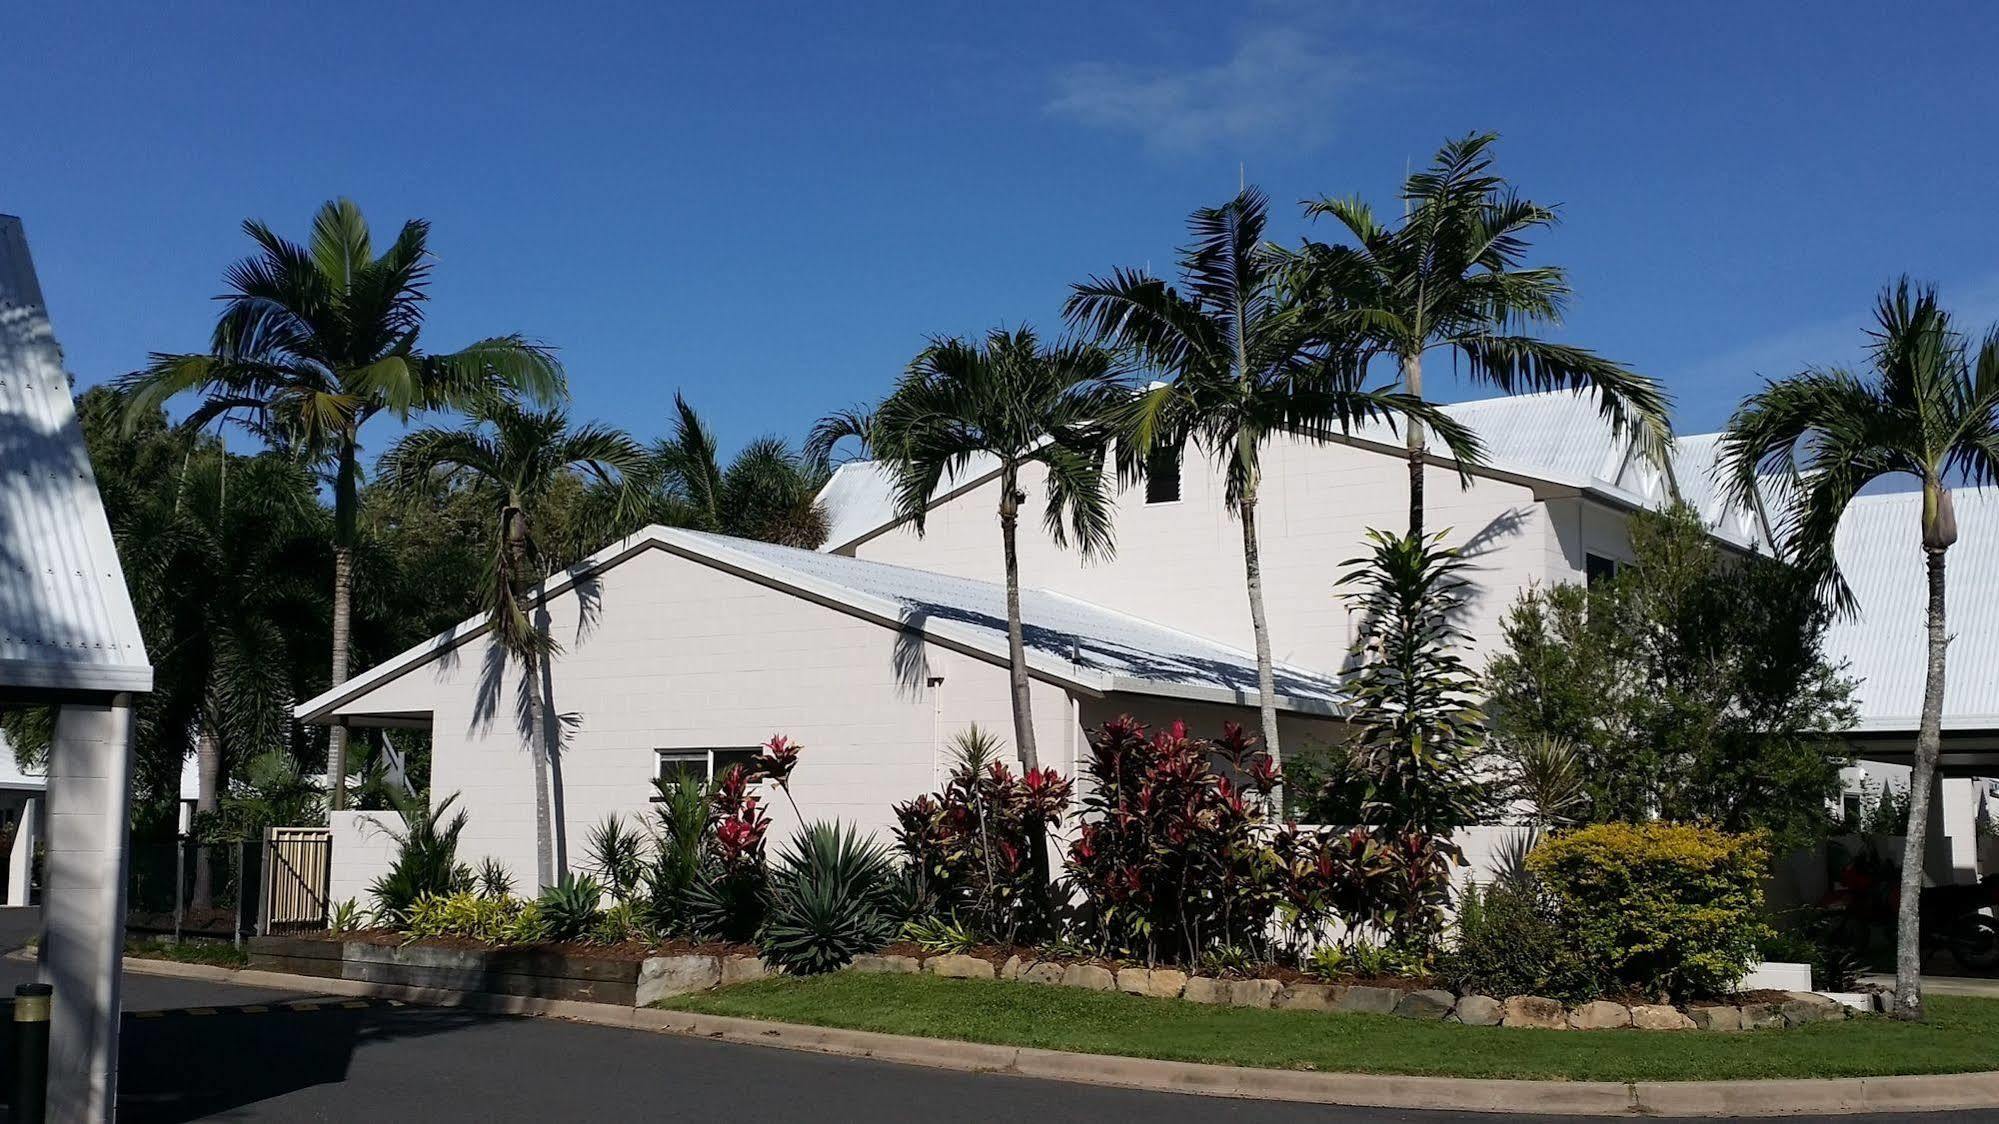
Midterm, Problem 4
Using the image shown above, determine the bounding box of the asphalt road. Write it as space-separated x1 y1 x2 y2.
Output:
0 914 1988 1122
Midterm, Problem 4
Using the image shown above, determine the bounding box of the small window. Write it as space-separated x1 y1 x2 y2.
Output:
1145 443 1182 505
654 747 761 792
1584 553 1619 586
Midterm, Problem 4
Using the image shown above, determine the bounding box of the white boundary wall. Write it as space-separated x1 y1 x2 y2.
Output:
328 810 404 913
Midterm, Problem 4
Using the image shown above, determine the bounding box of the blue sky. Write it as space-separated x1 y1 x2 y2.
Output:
12 1 1999 459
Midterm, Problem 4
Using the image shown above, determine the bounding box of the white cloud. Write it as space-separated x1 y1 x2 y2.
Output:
1046 25 1361 155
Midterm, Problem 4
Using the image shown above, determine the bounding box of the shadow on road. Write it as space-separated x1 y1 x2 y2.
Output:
0 998 503 1122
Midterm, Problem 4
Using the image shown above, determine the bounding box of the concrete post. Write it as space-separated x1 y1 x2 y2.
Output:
8 796 40 907
38 699 136 1123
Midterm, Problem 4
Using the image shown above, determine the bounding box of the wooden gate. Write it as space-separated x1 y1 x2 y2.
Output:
260 826 332 933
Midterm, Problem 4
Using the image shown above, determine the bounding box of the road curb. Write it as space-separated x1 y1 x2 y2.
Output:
117 956 1999 1116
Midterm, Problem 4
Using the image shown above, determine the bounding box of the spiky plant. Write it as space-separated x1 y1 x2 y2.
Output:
758 822 901 975
535 872 605 942
584 813 650 905
369 791 473 925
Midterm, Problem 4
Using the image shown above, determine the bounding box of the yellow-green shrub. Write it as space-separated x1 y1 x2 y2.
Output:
1527 822 1771 1001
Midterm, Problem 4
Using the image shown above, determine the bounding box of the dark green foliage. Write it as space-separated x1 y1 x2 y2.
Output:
189 750 327 841
758 822 901 975
687 865 767 944
369 792 473 925
536 872 605 942
1322 530 1492 833
1437 879 1604 1002
584 814 648 904
642 777 711 936
657 394 833 549
1484 503 1857 852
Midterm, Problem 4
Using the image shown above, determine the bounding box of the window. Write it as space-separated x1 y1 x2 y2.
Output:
1145 443 1182 504
1584 553 1619 586
654 747 761 791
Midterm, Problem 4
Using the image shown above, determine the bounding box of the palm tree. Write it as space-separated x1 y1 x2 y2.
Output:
809 327 1126 773
118 199 565 809
1065 187 1481 776
1290 133 1671 539
655 393 833 548
382 399 647 888
1718 279 1999 1021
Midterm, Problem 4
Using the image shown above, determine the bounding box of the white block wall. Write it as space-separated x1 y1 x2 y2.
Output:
844 435 1574 673
327 810 405 912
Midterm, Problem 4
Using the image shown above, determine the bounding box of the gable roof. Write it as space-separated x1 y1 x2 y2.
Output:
816 390 1768 554
294 526 1349 724
0 216 150 695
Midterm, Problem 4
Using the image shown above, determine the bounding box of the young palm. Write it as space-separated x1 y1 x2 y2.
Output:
809 327 1125 773
118 199 565 807
1291 133 1671 539
1066 186 1481 776
1719 279 1999 1021
655 393 833 548
382 400 648 888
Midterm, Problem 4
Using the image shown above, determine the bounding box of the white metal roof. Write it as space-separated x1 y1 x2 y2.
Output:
1823 486 1999 734
0 216 150 695
295 525 1348 723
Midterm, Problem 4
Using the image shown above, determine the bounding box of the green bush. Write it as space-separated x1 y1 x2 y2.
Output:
758 822 900 975
369 792 474 925
403 891 528 943
1527 822 1770 1002
1436 879 1605 1002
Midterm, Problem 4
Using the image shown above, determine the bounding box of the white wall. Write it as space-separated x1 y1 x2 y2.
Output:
375 546 1083 884
845 436 1567 672
327 809 404 911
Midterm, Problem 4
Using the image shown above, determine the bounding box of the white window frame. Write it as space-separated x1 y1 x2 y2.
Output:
653 747 761 788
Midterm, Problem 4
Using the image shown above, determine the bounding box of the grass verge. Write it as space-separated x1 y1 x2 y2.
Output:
660 972 1999 1082
124 936 249 969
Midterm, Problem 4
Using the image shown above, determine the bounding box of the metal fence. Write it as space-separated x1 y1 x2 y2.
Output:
125 826 333 944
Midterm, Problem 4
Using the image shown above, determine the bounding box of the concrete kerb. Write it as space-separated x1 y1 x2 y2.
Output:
115 956 1999 1117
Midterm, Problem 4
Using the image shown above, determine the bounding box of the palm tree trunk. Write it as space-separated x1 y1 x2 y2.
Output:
999 466 1039 771
526 647 557 891
191 727 220 910
1239 482 1283 796
1402 350 1426 540
327 436 359 811
1892 545 1950 1020
327 544 353 811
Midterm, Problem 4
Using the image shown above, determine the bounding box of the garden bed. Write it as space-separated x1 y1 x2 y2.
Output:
246 933 768 1005
661 973 1999 1082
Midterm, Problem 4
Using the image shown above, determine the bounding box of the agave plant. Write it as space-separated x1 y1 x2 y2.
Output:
536 872 605 942
758 822 901 975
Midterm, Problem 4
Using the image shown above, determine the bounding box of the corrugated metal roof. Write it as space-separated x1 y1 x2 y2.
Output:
297 525 1347 722
0 216 150 694
1823 486 1999 731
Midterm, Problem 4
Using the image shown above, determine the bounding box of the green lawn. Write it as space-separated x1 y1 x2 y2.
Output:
661 972 1999 1082
124 936 250 969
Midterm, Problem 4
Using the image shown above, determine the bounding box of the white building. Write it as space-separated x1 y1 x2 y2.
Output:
301 389 1997 892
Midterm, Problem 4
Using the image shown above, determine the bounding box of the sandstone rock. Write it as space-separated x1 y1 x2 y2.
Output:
848 954 922 975
1182 976 1230 1004
1687 1005 1742 1032
1061 964 1116 991
1779 993 1844 1026
1228 978 1281 1008
636 954 721 1004
1021 962 1066 986
720 955 770 986
1394 989 1455 1020
1117 968 1189 998
927 954 996 980
1001 955 1024 981
1630 1004 1695 1031
1500 995 1569 1029
1569 1000 1632 1030
1273 983 1341 1012
1739 1002 1787 1030
1451 995 1503 1026
1334 986 1399 1015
